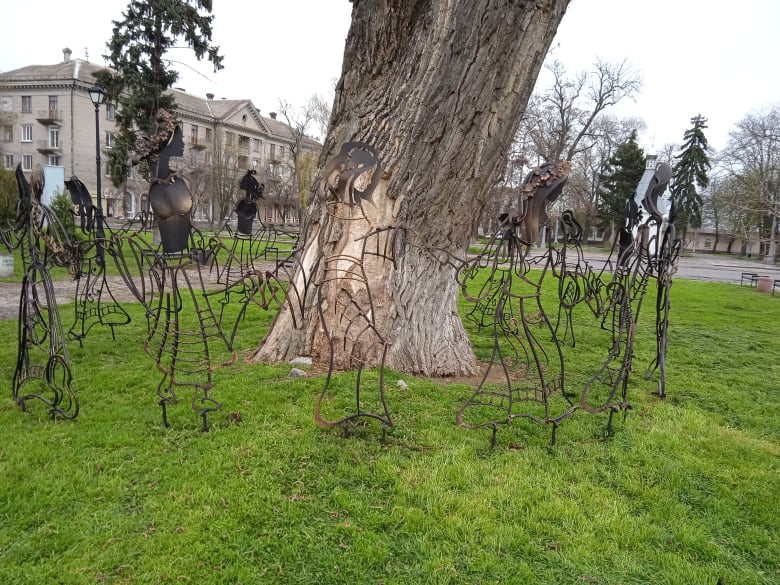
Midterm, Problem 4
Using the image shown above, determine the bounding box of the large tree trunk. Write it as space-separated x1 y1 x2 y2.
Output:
253 0 571 376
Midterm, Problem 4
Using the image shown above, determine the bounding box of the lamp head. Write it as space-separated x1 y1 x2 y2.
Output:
88 84 105 106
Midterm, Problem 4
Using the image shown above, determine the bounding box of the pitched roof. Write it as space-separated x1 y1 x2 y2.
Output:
0 58 103 85
0 58 321 147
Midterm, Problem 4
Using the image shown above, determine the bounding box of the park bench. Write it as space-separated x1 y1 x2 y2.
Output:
741 272 760 287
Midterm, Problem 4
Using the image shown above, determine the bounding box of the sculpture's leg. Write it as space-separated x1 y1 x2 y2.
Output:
159 400 169 428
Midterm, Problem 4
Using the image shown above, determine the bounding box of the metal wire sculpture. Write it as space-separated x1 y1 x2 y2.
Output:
312 142 394 438
641 163 679 398
64 176 131 343
453 160 678 446
454 163 575 446
131 109 235 431
1 165 79 419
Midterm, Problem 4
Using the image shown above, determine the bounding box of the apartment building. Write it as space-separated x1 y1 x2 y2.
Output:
0 48 319 224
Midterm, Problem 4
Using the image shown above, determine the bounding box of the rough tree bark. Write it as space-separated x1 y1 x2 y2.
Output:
253 0 571 376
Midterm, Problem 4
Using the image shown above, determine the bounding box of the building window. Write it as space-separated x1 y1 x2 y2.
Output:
189 151 198 165
21 96 32 113
251 138 259 152
265 208 274 222
2 125 12 142
205 128 213 142
105 103 116 121
49 127 60 148
191 124 199 145
48 154 61 166
105 131 114 149
704 239 713 249
21 124 32 142
279 145 285 159
22 154 33 171
204 151 211 165
269 144 276 160
48 95 58 113
225 131 235 146
3 154 13 169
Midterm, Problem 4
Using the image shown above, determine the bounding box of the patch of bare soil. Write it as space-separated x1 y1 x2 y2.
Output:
424 361 508 386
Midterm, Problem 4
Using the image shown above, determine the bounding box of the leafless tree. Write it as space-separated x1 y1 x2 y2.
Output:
278 98 323 221
207 132 242 224
490 59 643 239
719 104 780 259
520 58 641 163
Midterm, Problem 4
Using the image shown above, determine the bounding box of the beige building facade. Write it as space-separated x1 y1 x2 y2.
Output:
0 48 318 225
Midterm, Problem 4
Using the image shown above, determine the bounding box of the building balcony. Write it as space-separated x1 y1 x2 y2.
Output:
36 140 61 154
188 136 207 150
36 110 62 125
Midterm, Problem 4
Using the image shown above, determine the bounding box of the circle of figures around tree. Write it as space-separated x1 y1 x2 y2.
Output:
1 123 679 447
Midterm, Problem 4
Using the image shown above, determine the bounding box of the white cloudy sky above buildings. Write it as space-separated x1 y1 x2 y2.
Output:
1 0 777 152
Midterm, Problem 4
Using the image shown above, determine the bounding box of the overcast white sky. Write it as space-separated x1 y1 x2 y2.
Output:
1 0 777 152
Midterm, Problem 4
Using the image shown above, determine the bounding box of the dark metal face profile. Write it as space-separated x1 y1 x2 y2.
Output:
641 162 672 222
239 169 264 201
321 141 382 204
65 176 95 231
516 160 570 243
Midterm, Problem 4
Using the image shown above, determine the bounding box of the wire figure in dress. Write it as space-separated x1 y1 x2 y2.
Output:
310 142 395 439
1 165 79 419
64 175 131 343
130 109 234 430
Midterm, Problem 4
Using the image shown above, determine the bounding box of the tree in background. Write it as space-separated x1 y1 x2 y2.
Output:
278 98 323 222
670 115 711 244
520 58 641 164
718 104 780 261
49 191 77 237
500 59 642 238
95 0 223 187
0 166 18 223
254 0 572 376
595 130 645 240
206 132 242 224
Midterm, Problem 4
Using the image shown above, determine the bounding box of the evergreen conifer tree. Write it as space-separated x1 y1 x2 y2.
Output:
596 129 646 238
670 115 711 240
95 0 224 187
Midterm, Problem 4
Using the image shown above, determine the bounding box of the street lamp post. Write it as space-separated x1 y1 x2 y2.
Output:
88 84 105 265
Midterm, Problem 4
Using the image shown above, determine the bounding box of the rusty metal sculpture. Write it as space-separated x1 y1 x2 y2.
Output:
312 141 394 439
1 165 79 419
453 159 677 446
641 163 678 398
454 162 574 446
132 109 235 431
64 175 131 343
294 144 679 445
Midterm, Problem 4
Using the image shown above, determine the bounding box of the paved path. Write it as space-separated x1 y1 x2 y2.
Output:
577 249 780 285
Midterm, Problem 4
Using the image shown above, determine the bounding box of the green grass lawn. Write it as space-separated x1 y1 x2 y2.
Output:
0 278 777 584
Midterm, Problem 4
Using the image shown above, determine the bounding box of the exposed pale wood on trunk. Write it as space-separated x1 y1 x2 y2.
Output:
253 0 571 376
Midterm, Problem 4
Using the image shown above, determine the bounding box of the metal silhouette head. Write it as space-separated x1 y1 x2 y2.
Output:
321 141 382 205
